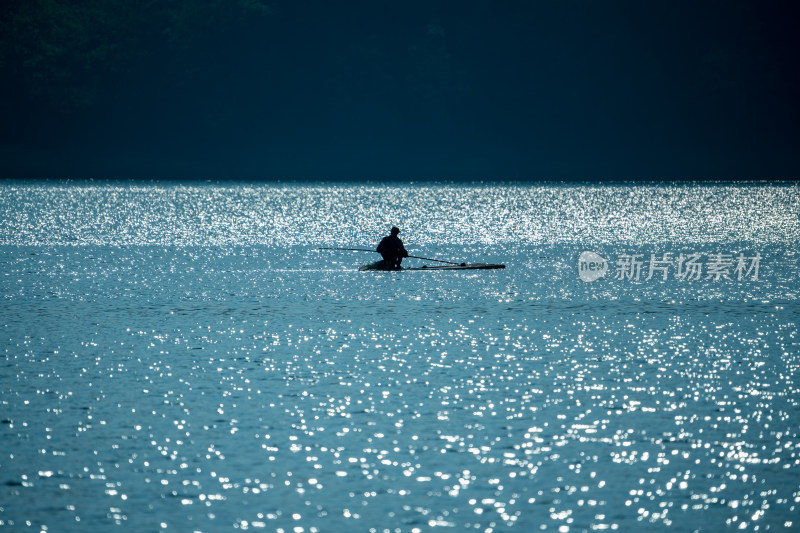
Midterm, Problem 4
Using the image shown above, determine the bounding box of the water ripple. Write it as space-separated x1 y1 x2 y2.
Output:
1 182 798 532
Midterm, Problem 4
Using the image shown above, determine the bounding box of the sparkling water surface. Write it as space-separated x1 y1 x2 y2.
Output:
1 182 799 532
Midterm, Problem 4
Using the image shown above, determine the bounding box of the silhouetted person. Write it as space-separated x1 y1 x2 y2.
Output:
376 226 408 269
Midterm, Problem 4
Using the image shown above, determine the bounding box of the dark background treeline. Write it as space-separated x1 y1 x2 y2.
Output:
1 0 798 180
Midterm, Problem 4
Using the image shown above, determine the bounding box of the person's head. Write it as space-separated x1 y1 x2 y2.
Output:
391 226 400 235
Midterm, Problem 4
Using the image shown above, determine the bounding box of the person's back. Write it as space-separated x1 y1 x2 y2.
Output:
376 227 408 269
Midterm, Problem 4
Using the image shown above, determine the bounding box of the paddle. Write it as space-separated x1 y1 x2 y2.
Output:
317 247 465 266
317 247 375 253
407 255 464 266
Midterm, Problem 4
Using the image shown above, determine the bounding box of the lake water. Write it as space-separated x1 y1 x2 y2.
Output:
1 181 799 532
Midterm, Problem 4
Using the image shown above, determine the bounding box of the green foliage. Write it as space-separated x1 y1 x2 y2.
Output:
161 0 269 51
0 0 271 109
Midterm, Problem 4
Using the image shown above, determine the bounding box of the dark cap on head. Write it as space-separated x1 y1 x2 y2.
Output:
391 226 400 234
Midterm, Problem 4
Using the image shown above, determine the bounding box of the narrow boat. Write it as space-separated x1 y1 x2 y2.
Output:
359 260 505 272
